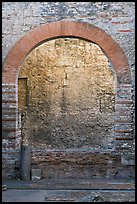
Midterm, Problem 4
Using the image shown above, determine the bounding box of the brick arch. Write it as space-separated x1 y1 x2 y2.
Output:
2 20 134 178
2 20 131 84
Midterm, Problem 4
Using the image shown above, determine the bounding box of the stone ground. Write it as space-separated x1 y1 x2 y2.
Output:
2 178 135 202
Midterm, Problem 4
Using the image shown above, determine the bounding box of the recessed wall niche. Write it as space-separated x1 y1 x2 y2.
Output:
18 37 116 150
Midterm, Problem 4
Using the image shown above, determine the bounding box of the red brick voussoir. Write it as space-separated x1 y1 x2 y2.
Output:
2 20 131 84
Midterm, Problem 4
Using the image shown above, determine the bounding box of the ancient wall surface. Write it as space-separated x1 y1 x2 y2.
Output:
2 2 135 179
18 38 115 150
2 2 135 84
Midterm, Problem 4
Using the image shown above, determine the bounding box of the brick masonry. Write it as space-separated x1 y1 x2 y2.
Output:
30 148 135 179
2 2 135 179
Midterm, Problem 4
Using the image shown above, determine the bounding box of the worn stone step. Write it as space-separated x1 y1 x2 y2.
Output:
3 178 135 190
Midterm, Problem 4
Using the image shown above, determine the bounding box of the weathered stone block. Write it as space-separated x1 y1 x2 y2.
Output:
121 155 135 165
31 169 41 180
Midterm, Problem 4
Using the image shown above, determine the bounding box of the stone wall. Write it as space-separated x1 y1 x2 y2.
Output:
18 38 116 150
31 149 134 179
2 2 135 84
2 2 135 179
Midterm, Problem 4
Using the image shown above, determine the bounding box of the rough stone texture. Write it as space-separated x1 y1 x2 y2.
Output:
18 38 115 150
2 2 135 179
2 2 135 83
31 149 135 179
31 169 41 180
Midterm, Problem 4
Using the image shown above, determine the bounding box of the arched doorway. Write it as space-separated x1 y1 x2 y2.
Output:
2 21 133 179
18 37 116 150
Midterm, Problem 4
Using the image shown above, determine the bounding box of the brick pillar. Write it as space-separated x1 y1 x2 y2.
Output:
2 83 21 178
114 84 134 155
